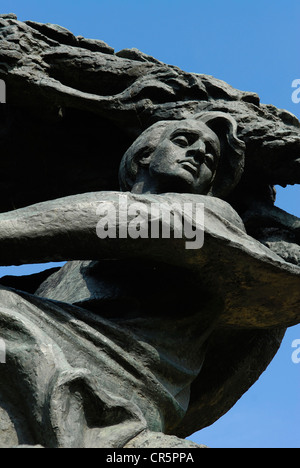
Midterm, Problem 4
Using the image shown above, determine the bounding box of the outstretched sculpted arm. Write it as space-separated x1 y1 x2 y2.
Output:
0 190 244 267
0 190 300 328
0 191 125 266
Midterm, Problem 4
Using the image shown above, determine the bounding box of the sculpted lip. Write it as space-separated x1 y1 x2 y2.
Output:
179 160 199 175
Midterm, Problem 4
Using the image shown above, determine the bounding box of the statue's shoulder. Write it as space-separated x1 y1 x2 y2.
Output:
143 192 246 232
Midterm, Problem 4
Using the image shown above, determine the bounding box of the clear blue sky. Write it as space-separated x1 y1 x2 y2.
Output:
0 0 299 448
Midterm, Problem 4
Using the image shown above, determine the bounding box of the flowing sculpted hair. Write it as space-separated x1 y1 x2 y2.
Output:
118 112 245 198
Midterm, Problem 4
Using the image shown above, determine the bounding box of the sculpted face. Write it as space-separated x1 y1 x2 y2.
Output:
141 120 221 194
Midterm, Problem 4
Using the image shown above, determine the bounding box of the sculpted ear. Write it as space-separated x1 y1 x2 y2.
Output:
134 147 153 169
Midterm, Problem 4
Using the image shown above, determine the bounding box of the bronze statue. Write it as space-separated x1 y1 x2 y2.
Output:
0 15 299 448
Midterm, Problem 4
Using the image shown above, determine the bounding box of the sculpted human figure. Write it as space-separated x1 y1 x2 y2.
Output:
0 112 299 448
119 113 244 198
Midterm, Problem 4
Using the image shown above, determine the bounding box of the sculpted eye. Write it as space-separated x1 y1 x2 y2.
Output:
171 135 189 147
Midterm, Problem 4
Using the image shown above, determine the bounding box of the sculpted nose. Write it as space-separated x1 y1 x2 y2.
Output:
186 141 206 161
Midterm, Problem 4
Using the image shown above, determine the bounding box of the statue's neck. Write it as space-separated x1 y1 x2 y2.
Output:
131 170 161 194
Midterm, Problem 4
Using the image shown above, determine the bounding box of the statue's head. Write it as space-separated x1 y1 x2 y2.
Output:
119 112 245 198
